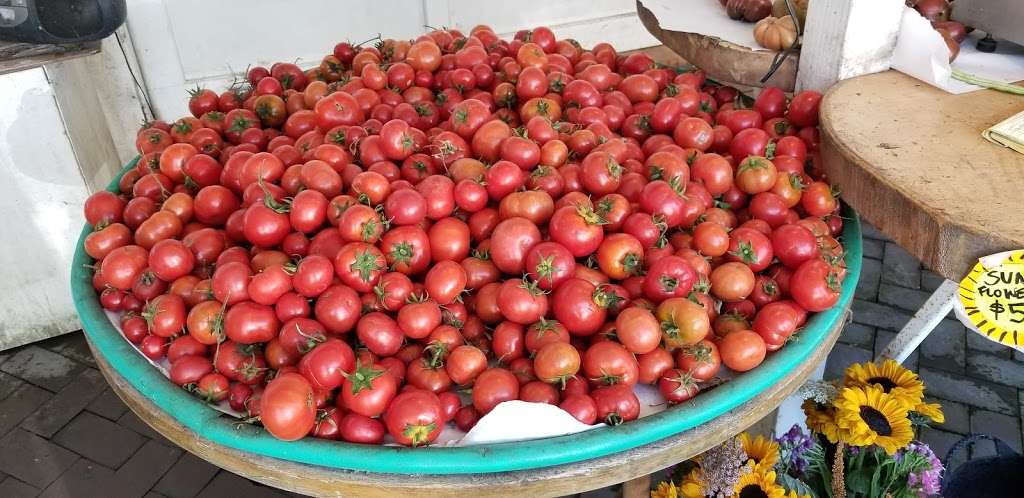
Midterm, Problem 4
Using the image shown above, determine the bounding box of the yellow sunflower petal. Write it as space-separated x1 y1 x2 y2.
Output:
739 432 780 473
802 398 841 443
914 402 945 424
833 385 914 454
651 480 679 498
731 470 786 498
843 359 925 407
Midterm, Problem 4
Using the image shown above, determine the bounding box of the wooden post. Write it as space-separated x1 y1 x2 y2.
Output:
796 0 905 92
622 474 652 498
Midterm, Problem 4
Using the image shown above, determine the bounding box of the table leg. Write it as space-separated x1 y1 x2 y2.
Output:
621 473 652 498
879 279 958 364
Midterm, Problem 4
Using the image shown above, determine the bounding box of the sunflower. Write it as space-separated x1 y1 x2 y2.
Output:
739 433 780 473
651 480 679 498
843 359 925 407
913 401 945 424
679 468 705 498
833 385 914 454
802 399 841 443
731 470 786 498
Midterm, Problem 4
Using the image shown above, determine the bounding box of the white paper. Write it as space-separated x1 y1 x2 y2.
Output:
639 0 767 51
891 7 1024 94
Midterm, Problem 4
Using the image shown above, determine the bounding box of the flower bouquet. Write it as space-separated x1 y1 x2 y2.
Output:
652 360 945 498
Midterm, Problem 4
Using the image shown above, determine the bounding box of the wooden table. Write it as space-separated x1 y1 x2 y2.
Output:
86 311 845 498
635 0 798 91
820 70 1024 362
0 40 99 76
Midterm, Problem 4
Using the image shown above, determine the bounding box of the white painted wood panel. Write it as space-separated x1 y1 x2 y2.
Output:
0 69 90 349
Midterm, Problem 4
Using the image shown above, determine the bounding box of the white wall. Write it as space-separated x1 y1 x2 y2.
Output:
125 0 658 119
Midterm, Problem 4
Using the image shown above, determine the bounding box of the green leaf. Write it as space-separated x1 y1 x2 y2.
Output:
778 474 821 498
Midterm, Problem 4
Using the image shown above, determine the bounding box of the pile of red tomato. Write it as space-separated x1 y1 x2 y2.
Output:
82 24 845 447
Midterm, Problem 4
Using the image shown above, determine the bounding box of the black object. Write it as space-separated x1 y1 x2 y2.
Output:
942 434 1024 498
976 34 998 53
0 0 126 44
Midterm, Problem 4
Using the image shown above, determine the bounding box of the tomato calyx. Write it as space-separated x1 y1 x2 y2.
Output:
423 342 448 369
761 279 779 297
682 343 713 365
664 82 679 97
622 252 643 277
591 284 622 310
659 274 680 294
788 172 806 191
729 241 758 265
605 412 624 425
295 323 326 354
605 156 623 179
402 422 438 447
257 178 291 213
441 307 464 329
666 370 698 396
533 254 558 286
531 318 558 339
738 156 770 173
667 176 688 198
389 242 414 269
406 291 429 305
648 165 665 181
471 248 490 261
661 319 682 342
764 141 777 160
350 249 384 283
327 129 346 145
575 203 608 226
826 269 842 293
519 277 548 297
692 276 711 295
345 362 386 395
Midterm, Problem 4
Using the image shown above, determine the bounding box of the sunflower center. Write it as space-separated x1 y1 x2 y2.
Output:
859 406 892 436
867 376 897 392
739 485 769 498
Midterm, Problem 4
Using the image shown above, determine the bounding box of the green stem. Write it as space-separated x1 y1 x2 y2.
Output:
951 68 1024 95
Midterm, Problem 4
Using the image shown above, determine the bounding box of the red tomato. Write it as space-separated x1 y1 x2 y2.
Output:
591 384 640 424
658 369 700 404
790 259 842 312
384 389 444 447
718 330 767 372
260 372 317 441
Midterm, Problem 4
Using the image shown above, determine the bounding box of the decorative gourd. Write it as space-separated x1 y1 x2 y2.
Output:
753 15 798 51
726 0 773 23
772 0 810 28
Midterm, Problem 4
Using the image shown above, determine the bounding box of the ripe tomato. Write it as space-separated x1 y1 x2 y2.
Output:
710 262 755 302
549 205 605 258
675 339 721 381
643 256 697 303
533 341 581 385
596 233 644 280
615 307 662 354
298 339 355 390
260 372 317 441
591 384 640 424
560 394 598 425
790 259 842 312
658 369 700 404
473 368 520 414
718 330 767 372
524 241 575 291
583 341 639 386
727 227 774 272
656 297 710 349
424 260 468 305
340 363 398 417
490 217 542 274
497 278 548 325
552 278 611 337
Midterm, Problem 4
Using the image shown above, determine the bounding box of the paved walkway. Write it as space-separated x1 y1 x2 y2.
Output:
0 222 1019 497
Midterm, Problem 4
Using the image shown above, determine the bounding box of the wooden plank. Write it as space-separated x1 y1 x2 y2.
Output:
796 0 902 92
636 0 797 91
819 70 1024 281
86 305 845 497
0 40 99 77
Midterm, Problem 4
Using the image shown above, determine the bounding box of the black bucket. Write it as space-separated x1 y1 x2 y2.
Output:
942 434 1024 498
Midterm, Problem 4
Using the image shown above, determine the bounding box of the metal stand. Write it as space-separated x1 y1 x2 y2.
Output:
879 279 959 364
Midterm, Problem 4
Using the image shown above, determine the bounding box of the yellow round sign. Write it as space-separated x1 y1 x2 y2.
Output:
958 249 1024 349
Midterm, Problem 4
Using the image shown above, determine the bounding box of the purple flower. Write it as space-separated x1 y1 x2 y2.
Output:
776 425 814 475
904 442 943 497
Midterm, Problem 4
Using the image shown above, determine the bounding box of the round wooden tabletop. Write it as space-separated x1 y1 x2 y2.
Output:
86 311 844 498
635 0 798 91
819 70 1024 281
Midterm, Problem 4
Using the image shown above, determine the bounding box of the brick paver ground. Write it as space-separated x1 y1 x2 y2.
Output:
0 223 1019 497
